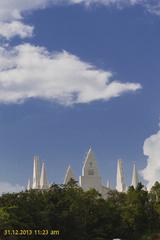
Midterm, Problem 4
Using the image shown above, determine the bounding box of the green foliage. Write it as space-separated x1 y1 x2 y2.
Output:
0 181 160 240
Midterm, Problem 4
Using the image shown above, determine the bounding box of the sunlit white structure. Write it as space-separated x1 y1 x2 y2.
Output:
27 148 140 198
131 163 139 189
63 165 75 185
79 148 102 192
116 159 126 192
40 162 49 189
27 178 32 191
32 155 40 189
28 156 49 190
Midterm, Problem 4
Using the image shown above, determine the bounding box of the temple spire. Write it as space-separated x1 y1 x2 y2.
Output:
64 165 75 184
79 147 102 192
82 147 99 177
40 162 49 189
131 163 139 189
27 178 32 191
116 159 126 192
32 155 40 189
107 180 111 189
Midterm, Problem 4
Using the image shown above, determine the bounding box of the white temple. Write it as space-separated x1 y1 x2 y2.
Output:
131 163 139 189
27 148 139 198
116 159 126 192
27 155 49 190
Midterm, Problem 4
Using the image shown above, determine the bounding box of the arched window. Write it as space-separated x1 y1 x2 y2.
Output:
89 162 93 167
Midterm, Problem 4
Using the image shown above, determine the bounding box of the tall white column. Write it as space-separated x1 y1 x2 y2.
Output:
32 155 40 189
131 163 139 189
40 162 49 189
27 178 32 190
107 180 111 189
116 159 126 192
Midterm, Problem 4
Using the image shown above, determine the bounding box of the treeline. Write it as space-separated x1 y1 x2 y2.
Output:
0 180 160 240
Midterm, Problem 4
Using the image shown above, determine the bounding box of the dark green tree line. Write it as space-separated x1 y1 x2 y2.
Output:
0 180 160 240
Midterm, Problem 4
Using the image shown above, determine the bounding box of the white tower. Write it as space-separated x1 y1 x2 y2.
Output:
27 178 32 191
40 162 49 189
79 147 102 193
107 180 111 189
64 165 75 184
116 159 126 192
32 155 40 189
131 163 139 189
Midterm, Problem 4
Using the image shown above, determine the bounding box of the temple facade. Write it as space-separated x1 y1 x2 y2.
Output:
27 148 139 198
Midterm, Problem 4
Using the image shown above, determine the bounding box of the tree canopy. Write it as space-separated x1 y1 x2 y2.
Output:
0 181 160 240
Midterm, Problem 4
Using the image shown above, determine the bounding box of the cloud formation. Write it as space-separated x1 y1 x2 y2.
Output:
0 0 160 39
0 43 141 105
0 181 24 195
0 0 44 39
70 0 143 6
0 0 52 21
0 0 160 20
70 0 160 16
141 129 160 189
69 0 160 16
0 21 33 39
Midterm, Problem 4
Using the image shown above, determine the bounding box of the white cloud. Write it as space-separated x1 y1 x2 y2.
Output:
0 0 159 22
0 181 24 195
69 0 143 6
0 21 33 39
68 0 160 15
0 0 47 39
141 130 160 189
0 0 159 39
70 0 160 16
0 0 52 21
0 43 141 105
145 2 160 16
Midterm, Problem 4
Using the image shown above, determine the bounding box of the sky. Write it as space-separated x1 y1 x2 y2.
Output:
0 0 160 193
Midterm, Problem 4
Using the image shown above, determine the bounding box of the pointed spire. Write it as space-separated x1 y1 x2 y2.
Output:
40 162 49 189
131 163 139 189
79 147 102 192
32 155 40 189
64 165 75 184
82 147 99 177
107 180 111 189
116 159 126 192
27 178 32 191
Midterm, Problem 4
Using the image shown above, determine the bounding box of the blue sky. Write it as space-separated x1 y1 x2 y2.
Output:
0 0 160 192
